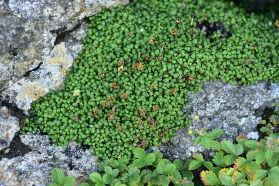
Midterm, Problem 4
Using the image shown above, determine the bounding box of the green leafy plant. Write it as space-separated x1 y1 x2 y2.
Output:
22 0 279 160
88 148 194 186
48 168 76 186
189 128 279 185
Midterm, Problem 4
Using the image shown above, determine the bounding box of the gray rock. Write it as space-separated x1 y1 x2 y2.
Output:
0 134 98 186
0 0 129 111
159 80 279 160
0 106 20 151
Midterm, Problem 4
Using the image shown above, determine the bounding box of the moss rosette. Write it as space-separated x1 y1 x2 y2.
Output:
22 0 279 159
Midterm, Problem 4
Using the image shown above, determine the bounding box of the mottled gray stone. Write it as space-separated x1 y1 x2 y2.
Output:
159 80 279 160
0 0 129 111
0 106 20 151
0 134 98 186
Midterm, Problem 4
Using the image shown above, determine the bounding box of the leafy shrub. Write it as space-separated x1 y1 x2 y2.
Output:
188 128 279 185
22 0 279 160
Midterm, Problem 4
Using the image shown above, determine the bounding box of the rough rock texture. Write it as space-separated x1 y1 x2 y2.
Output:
159 80 279 161
0 134 98 186
0 0 129 112
0 106 20 151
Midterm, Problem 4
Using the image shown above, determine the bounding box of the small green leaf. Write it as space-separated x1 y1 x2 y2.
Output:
194 136 202 145
265 148 273 160
219 176 234 186
156 161 176 175
231 172 246 183
210 141 221 150
188 160 203 170
121 167 140 183
246 150 257 161
254 169 268 180
245 140 259 149
200 171 221 185
152 151 163 167
62 176 75 186
255 150 265 164
90 172 104 184
192 153 204 162
144 170 161 184
201 136 211 149
221 141 243 156
203 161 214 171
224 155 236 165
205 129 223 139
212 152 226 167
52 168 65 185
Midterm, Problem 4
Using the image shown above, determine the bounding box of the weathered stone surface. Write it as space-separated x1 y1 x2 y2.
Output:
0 134 98 186
0 106 20 151
0 0 129 111
159 80 279 160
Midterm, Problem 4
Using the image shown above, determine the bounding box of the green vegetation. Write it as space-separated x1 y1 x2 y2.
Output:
48 117 279 186
21 0 279 160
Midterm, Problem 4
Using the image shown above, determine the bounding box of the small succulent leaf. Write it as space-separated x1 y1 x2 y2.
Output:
152 151 163 167
188 160 203 170
212 152 226 167
246 150 257 161
52 168 65 184
90 172 104 184
254 169 268 180
201 136 211 149
210 141 221 150
205 129 223 139
231 172 246 183
192 153 204 162
224 155 236 165
267 157 278 167
245 140 259 150
203 161 214 171
265 148 273 160
122 167 140 183
200 171 221 185
194 136 202 145
255 150 265 164
219 175 234 186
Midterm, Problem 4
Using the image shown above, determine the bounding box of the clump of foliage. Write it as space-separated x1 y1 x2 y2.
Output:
260 102 279 135
188 128 279 185
22 0 279 159
49 149 194 186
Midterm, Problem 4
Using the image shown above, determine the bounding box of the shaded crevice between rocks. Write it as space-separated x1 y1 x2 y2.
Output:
23 62 43 77
0 132 32 160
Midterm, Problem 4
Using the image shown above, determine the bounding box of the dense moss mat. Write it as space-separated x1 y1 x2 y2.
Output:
22 0 279 159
